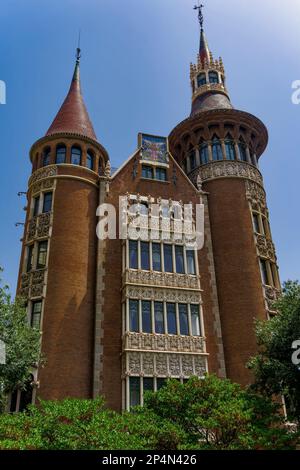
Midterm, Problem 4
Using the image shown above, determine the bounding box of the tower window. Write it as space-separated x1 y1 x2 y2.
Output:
200 143 209 164
225 135 236 160
152 243 162 272
129 300 139 332
179 304 189 336
37 240 48 269
31 301 42 329
156 168 167 181
86 150 94 170
238 140 248 162
42 147 51 167
186 249 196 275
189 150 196 170
191 304 201 336
33 196 40 217
129 240 138 269
141 242 150 270
43 192 53 213
142 300 152 333
154 302 165 334
249 148 256 166
142 165 154 179
260 259 269 285
197 73 207 87
71 146 82 165
252 213 261 234
212 137 223 161
55 144 66 164
209 71 219 84
167 303 177 335
163 245 173 273
175 245 185 274
26 245 34 273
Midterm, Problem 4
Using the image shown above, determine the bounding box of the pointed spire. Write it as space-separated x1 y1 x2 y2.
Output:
194 3 210 64
46 46 97 141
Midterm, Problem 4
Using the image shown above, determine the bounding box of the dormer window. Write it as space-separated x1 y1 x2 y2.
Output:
71 146 82 165
197 73 207 87
209 71 219 84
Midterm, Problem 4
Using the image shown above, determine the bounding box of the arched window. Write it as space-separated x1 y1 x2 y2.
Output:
86 150 94 170
224 134 236 160
197 73 206 87
238 137 247 162
209 71 219 84
249 148 256 166
42 147 51 167
200 142 209 164
212 136 223 161
71 145 82 165
55 144 66 164
189 149 196 171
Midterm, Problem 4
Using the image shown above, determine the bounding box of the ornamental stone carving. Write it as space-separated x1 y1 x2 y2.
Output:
123 269 200 290
27 212 52 242
256 235 276 262
263 285 281 312
169 355 181 376
124 286 202 304
245 180 267 208
194 356 207 376
128 352 141 375
29 165 58 187
143 353 154 375
191 161 263 187
31 177 55 195
19 269 46 300
182 356 194 377
156 354 168 375
123 332 205 354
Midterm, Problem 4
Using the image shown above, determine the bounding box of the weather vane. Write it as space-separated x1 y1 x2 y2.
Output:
193 2 204 30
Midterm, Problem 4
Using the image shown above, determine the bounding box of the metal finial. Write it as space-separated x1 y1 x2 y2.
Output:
193 2 204 30
76 30 81 63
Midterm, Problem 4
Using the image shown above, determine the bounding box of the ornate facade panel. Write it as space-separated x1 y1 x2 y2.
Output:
19 269 46 300
28 165 58 187
123 269 200 290
263 285 281 312
123 332 205 354
190 161 263 186
256 235 276 262
26 212 52 242
245 180 267 208
124 286 202 304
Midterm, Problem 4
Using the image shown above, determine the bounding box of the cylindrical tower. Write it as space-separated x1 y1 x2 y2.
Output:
169 11 281 385
17 49 109 401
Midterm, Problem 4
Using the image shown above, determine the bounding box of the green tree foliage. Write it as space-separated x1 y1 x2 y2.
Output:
249 280 300 423
0 268 42 411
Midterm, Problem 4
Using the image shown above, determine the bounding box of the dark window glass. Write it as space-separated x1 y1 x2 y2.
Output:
249 149 256 166
154 302 165 334
167 303 177 335
37 241 48 269
200 144 209 164
129 300 139 332
175 245 185 274
142 165 154 179
179 304 189 336
225 138 236 160
186 250 196 275
86 151 94 170
143 377 154 393
129 377 140 407
189 151 196 170
18 375 34 412
33 196 40 217
197 73 206 87
191 304 201 336
141 242 150 270
10 389 18 412
43 192 52 213
260 259 269 285
71 146 81 165
26 245 34 273
157 378 167 390
156 168 167 181
253 213 260 233
209 71 219 84
56 145 66 164
42 147 51 167
129 240 138 269
212 138 223 161
238 143 247 162
152 243 161 271
142 301 152 333
31 301 42 329
163 245 173 273
262 217 269 237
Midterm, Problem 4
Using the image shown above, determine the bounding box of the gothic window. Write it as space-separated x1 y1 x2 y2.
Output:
262 217 270 237
191 304 201 336
249 148 256 166
37 240 48 269
142 301 152 333
252 212 261 233
86 150 94 170
55 144 66 164
129 240 138 269
141 242 150 270
129 300 139 332
260 259 269 285
26 245 34 272
129 377 140 407
225 134 236 160
209 71 219 84
42 192 53 213
71 146 82 165
189 150 196 170
179 304 189 336
33 196 40 217
197 73 207 87
156 168 167 181
152 243 162 271
212 136 223 161
142 165 154 179
42 147 51 167
163 245 173 273
167 303 177 335
186 249 196 275
238 138 248 162
200 142 209 164
31 301 42 329
154 301 165 334
175 245 185 274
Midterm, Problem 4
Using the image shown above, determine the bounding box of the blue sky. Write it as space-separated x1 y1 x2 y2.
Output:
0 0 299 292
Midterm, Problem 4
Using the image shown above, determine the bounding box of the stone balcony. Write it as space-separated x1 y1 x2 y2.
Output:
26 212 52 242
19 268 46 299
123 331 206 354
123 269 200 291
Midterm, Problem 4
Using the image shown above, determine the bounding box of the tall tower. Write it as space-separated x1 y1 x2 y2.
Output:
17 48 109 403
169 6 281 385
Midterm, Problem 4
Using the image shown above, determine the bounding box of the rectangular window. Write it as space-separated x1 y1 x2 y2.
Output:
43 192 53 213
141 242 150 270
152 243 161 271
142 301 152 333
129 300 139 332
175 245 185 274
26 245 34 272
129 240 138 269
179 304 189 336
33 196 40 217
252 213 260 233
157 378 167 390
143 377 154 393
37 240 48 269
262 217 269 237
31 301 42 329
154 302 165 334
190 151 196 170
167 303 177 335
191 304 201 336
156 168 167 181
129 377 140 408
186 249 196 275
142 165 154 179
260 259 269 285
163 245 173 273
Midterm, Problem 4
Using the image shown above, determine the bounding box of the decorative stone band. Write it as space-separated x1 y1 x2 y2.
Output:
28 165 58 188
123 331 205 354
192 83 229 102
27 212 52 243
256 234 277 263
190 161 263 187
263 285 281 312
123 285 202 304
123 351 208 379
123 269 201 291
19 269 46 300
245 180 267 209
